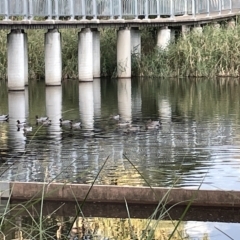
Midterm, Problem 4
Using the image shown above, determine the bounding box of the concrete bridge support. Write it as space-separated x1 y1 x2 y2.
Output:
157 27 171 50
181 25 190 38
78 28 93 81
193 25 203 34
131 27 141 57
7 30 28 90
92 29 101 78
45 29 62 86
117 27 131 78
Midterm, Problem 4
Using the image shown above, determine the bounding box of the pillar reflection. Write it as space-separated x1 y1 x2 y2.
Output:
8 91 26 180
79 82 94 130
117 78 132 123
46 86 62 139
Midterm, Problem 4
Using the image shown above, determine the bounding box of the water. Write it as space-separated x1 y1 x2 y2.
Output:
0 78 240 190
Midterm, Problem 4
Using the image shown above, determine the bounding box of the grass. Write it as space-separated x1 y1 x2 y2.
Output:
0 147 203 240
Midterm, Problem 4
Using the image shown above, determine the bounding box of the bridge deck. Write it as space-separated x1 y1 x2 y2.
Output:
0 9 239 29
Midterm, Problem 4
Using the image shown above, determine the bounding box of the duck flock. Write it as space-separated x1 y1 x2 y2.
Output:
0 113 161 134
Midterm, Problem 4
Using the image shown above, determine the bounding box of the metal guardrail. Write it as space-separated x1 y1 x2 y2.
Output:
0 0 239 20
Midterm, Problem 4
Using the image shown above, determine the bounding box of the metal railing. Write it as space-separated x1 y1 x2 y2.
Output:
0 0 239 20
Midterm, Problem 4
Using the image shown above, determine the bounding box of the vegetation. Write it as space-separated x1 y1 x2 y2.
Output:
0 20 239 80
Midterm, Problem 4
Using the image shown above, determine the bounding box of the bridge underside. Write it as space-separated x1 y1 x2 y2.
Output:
0 10 239 29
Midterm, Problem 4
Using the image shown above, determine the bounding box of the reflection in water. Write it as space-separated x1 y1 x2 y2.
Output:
79 82 94 130
1 78 240 189
118 78 132 122
7 91 26 180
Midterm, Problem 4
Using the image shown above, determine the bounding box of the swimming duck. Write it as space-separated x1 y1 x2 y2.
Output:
36 115 49 123
146 119 161 129
70 121 81 128
42 120 52 126
23 126 32 132
16 120 26 128
124 126 140 133
117 121 131 127
112 114 120 120
59 118 72 125
0 114 9 121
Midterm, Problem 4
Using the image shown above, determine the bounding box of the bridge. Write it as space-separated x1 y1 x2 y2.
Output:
2 0 240 90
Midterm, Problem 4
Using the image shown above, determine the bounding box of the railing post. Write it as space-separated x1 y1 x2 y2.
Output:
118 0 122 19
110 0 113 19
54 0 59 20
47 0 52 20
93 0 97 19
218 0 222 15
144 0 148 19
229 0 232 13
81 0 86 19
192 0 196 18
29 0 33 20
69 0 75 20
4 0 9 21
184 0 188 16
170 0 174 18
134 0 138 19
207 0 209 16
23 0 28 20
156 0 160 18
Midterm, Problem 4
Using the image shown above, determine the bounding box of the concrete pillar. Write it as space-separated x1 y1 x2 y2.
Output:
79 82 94 130
24 33 28 86
92 28 101 78
7 30 28 91
170 29 176 42
45 29 62 86
181 25 190 38
193 25 203 34
117 27 131 78
131 27 141 56
228 19 235 29
78 28 93 81
157 27 171 50
118 78 132 123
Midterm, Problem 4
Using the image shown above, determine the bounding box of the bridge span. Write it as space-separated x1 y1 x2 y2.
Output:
2 0 240 90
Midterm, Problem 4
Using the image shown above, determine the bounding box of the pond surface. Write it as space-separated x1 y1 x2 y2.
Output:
0 77 240 190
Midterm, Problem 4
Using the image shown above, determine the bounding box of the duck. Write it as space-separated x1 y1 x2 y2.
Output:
117 121 131 127
16 120 26 128
146 119 161 129
112 114 120 120
59 118 72 125
124 126 140 133
70 121 81 128
23 126 32 132
0 114 9 121
42 120 52 126
36 115 49 123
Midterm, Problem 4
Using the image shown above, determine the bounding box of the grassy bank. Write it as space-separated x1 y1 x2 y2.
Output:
0 21 239 80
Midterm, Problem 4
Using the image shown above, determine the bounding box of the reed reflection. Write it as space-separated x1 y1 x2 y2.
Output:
79 82 94 130
93 78 101 119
